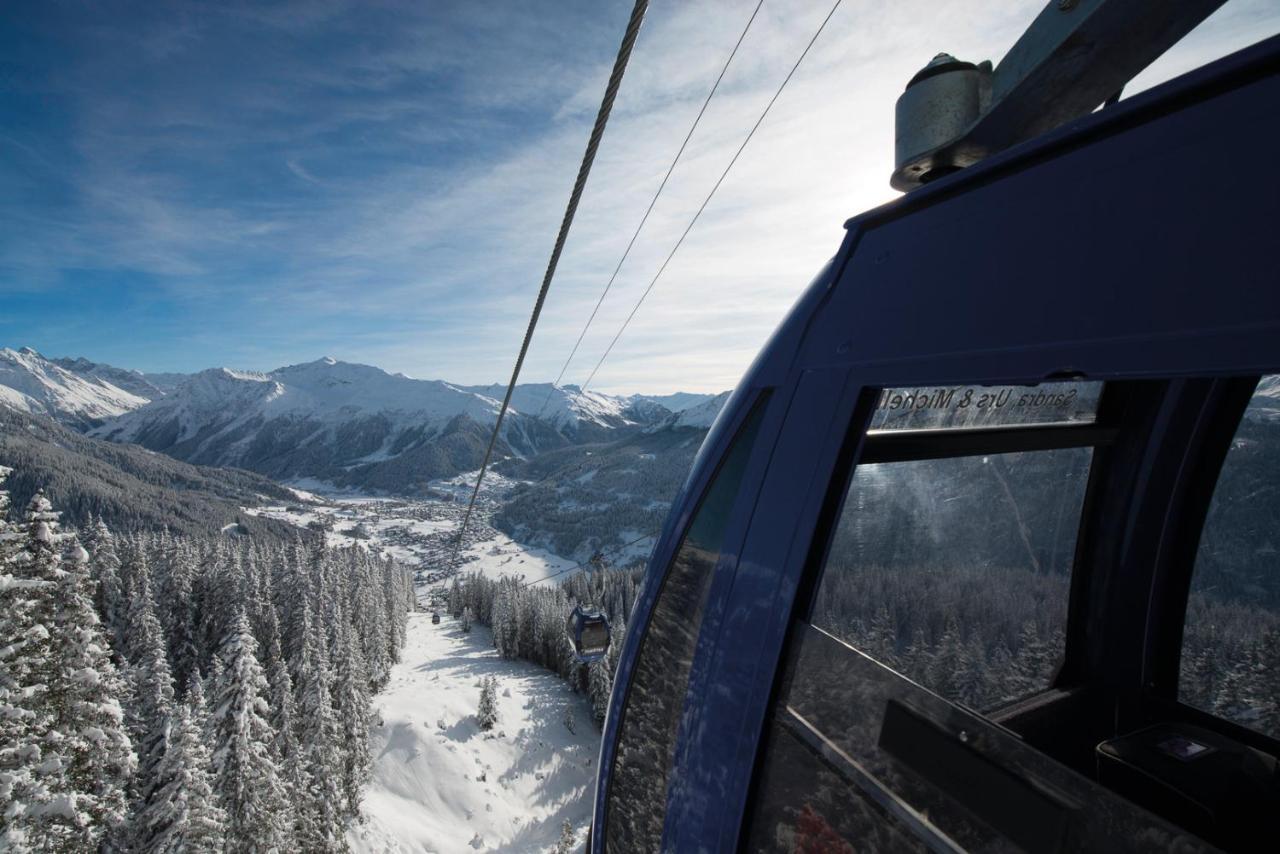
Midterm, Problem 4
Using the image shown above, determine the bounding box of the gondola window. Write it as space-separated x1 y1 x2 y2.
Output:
810 447 1093 712
1179 376 1280 740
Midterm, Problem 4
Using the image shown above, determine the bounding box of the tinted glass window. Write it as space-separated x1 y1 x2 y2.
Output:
605 395 769 850
869 380 1102 432
811 447 1093 712
1180 376 1280 739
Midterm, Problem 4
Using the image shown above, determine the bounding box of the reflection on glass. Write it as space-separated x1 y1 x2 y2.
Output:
1180 376 1280 740
868 381 1103 433
812 448 1093 712
605 397 768 851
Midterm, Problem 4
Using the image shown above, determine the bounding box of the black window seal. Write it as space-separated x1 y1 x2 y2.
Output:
860 422 1116 465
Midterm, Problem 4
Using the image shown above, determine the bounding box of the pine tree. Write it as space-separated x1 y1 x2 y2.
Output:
0 476 52 848
293 606 345 851
263 630 303 806
554 818 576 854
40 537 136 850
331 620 370 820
123 556 176 805
137 678 226 853
156 539 199 699
477 676 499 731
210 612 291 853
83 519 128 664
4 491 77 850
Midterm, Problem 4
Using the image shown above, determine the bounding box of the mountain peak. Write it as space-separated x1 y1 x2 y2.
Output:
0 345 150 428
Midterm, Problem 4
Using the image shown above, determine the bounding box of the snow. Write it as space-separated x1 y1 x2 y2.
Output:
459 531 581 588
626 391 718 413
86 353 718 454
459 382 630 430
667 391 731 429
0 347 149 425
644 390 731 433
348 614 596 854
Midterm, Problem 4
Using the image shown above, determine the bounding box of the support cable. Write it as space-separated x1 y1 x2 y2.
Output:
449 0 649 566
517 529 659 590
579 0 845 395
536 0 767 418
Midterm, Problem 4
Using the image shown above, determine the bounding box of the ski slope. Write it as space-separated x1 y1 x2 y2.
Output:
348 612 597 853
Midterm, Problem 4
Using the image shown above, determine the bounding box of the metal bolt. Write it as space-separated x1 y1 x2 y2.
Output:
1057 0 1078 10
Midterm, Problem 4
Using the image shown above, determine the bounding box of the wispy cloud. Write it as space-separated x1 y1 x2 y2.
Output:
1 0 1276 392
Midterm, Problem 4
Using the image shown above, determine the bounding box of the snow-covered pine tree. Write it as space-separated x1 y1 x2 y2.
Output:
156 538 199 699
331 618 370 820
122 554 176 806
292 604 345 851
83 518 129 665
554 818 576 854
260 608 304 806
447 575 463 618
351 562 390 692
136 672 226 853
2 491 77 849
39 536 136 850
210 611 291 853
0 472 51 848
198 545 248 675
477 676 499 731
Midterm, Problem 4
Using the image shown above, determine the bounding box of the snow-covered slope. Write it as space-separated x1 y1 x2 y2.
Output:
646 390 730 432
459 382 631 430
50 355 169 401
0 347 150 428
627 391 717 413
349 613 596 853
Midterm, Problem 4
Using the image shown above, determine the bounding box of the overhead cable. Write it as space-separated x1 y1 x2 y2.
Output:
536 0 767 418
579 0 846 395
449 0 650 566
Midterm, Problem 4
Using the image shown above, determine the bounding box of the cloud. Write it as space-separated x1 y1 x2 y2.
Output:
2 0 1277 391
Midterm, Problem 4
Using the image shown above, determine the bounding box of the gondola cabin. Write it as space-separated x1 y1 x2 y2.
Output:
591 20 1280 854
568 604 612 663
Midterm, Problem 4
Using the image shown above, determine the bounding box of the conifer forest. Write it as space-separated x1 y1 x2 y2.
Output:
0 466 415 852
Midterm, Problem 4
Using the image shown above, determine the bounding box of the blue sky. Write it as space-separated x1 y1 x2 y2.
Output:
2 1 1277 392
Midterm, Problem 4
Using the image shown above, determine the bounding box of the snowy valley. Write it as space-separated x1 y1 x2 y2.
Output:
0 347 722 852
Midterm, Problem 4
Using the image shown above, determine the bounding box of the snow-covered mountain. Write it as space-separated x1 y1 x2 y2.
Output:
0 347 152 428
50 355 172 401
645 390 731 432
0 346 728 496
627 391 718 413
86 356 723 493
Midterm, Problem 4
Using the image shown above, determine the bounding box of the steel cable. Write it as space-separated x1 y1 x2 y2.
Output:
579 0 846 395
449 0 650 565
535 0 767 419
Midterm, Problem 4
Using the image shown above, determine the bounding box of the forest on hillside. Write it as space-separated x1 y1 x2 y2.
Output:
0 466 415 852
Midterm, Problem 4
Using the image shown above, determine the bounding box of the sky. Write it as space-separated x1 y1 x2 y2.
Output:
2 0 1278 393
